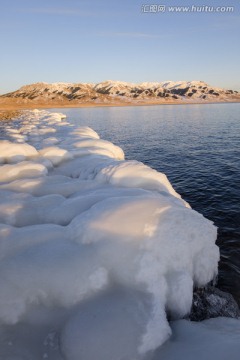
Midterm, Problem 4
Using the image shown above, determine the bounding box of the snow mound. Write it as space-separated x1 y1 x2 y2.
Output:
39 146 73 166
0 162 48 183
0 110 222 360
0 140 38 164
73 138 124 160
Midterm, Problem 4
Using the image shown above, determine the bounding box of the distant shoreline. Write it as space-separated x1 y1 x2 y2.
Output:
1 99 240 112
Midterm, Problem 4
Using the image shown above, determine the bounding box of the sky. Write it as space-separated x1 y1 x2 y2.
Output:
0 0 239 94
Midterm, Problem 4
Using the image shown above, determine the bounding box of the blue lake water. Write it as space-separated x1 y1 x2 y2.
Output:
50 103 240 302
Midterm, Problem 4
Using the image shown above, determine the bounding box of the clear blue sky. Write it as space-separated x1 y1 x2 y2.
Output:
0 0 239 93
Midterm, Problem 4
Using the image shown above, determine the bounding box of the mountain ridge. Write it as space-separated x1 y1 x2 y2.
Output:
1 80 239 109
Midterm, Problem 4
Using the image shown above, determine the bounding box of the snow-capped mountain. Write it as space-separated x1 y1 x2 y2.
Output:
0 80 239 106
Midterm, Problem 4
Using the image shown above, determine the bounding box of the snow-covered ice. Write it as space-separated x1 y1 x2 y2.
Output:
0 161 48 183
0 110 239 360
0 140 38 163
153 317 240 360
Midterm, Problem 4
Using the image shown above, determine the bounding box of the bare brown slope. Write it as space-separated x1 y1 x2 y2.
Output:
1 81 239 110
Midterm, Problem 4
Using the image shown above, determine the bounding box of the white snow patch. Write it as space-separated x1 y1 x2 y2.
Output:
0 162 48 183
154 318 240 360
0 109 225 360
0 140 38 164
39 147 73 166
73 138 124 160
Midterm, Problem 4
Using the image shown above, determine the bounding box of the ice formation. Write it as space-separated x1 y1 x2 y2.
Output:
0 109 235 360
153 317 240 360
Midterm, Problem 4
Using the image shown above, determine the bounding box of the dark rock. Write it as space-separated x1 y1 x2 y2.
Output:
96 88 110 95
188 93 193 97
170 87 190 96
190 286 240 321
192 89 197 93
65 94 73 100
208 89 214 94
73 94 85 99
213 92 219 96
72 87 81 94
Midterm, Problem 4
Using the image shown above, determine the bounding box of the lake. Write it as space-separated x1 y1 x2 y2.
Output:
49 103 240 303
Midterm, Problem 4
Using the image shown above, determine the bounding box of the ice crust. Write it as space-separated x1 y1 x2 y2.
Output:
153 317 240 360
0 109 230 360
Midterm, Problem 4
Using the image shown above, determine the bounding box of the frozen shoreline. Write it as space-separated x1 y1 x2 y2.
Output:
1 98 240 111
0 110 239 359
